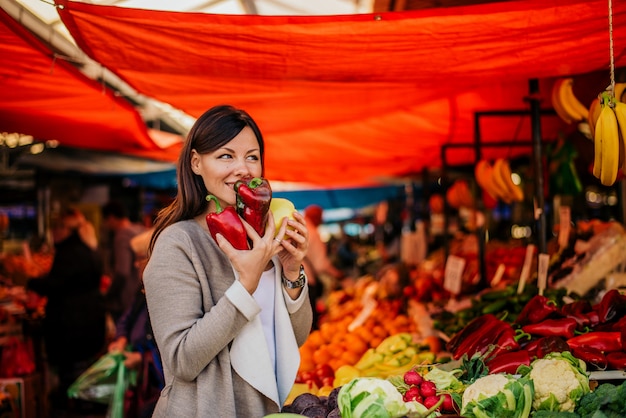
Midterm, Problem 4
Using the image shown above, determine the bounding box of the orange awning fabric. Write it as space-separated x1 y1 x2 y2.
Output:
55 0 626 187
0 8 180 162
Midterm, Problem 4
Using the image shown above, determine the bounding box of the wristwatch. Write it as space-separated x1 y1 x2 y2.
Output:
282 264 306 289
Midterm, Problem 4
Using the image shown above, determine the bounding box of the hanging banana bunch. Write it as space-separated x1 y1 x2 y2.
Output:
551 78 589 124
592 90 624 187
474 159 524 204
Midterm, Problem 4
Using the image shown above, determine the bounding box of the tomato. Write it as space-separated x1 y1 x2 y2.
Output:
315 364 334 380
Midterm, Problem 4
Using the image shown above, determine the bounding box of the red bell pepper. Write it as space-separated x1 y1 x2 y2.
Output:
234 177 272 236
205 194 249 250
596 289 626 324
567 331 623 353
572 346 607 370
522 317 578 339
606 351 626 369
486 349 531 374
515 294 559 326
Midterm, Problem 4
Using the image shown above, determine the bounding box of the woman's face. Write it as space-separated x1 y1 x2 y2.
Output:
191 126 263 209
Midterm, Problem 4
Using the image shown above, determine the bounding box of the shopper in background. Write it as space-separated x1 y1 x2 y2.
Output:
101 200 147 322
108 228 163 418
303 204 345 328
28 207 107 413
143 104 312 417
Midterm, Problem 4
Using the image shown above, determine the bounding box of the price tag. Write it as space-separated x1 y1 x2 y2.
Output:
517 244 536 294
444 255 466 296
490 263 506 287
537 253 550 296
558 206 571 249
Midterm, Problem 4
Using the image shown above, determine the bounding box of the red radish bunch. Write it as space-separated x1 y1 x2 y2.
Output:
401 369 457 413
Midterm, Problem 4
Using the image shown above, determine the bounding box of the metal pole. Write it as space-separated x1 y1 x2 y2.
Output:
528 79 547 254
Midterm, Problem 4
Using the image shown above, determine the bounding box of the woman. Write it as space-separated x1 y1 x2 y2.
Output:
143 105 313 417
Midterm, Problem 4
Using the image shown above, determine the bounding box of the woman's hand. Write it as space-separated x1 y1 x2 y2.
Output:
275 211 309 278
108 337 128 353
216 211 286 294
123 351 143 370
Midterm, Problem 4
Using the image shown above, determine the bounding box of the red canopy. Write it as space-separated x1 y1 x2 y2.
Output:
0 8 180 162
5 0 626 186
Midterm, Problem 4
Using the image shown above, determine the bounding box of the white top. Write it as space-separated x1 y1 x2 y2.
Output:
253 267 277 373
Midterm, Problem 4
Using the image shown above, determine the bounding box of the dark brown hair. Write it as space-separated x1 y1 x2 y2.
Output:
148 105 265 255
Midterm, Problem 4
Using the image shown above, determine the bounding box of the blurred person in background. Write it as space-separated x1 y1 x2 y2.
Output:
108 228 163 418
28 207 107 414
101 200 147 322
302 204 345 329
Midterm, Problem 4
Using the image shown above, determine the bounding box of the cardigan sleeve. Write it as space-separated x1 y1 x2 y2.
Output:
143 223 257 381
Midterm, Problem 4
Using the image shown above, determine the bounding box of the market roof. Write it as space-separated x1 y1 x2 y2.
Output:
1 0 625 189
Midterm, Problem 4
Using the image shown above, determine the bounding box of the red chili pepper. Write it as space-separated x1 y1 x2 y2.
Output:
234 177 272 236
606 351 626 369
447 314 499 357
515 294 559 326
522 317 578 339
567 331 623 353
205 194 249 250
449 315 517 360
572 346 607 370
486 349 531 374
596 289 626 324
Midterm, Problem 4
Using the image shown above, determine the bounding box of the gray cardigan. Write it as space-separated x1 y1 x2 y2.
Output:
143 220 313 417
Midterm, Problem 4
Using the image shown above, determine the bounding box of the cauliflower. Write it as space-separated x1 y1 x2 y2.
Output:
461 373 533 418
523 351 590 412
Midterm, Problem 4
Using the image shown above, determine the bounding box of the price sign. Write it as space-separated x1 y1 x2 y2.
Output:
537 253 550 296
517 244 536 294
558 206 571 249
444 255 466 296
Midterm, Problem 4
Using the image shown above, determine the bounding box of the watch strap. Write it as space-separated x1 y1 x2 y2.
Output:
282 264 306 289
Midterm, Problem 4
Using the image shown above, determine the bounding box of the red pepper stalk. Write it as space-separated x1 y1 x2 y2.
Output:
234 177 272 237
205 194 249 250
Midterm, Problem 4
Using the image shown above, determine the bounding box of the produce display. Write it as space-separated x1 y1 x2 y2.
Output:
282 218 626 417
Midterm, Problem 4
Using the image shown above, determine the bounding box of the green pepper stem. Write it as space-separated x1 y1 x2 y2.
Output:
206 194 222 213
249 177 264 188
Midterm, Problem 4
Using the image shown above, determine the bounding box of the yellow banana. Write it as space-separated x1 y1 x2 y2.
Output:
491 159 513 203
558 78 589 122
596 94 620 186
475 160 498 200
613 101 626 173
552 79 575 124
497 158 524 202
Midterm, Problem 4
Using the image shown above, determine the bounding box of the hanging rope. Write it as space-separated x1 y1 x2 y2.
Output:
608 0 615 95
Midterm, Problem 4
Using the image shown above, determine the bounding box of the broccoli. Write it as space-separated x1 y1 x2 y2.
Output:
576 381 626 418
